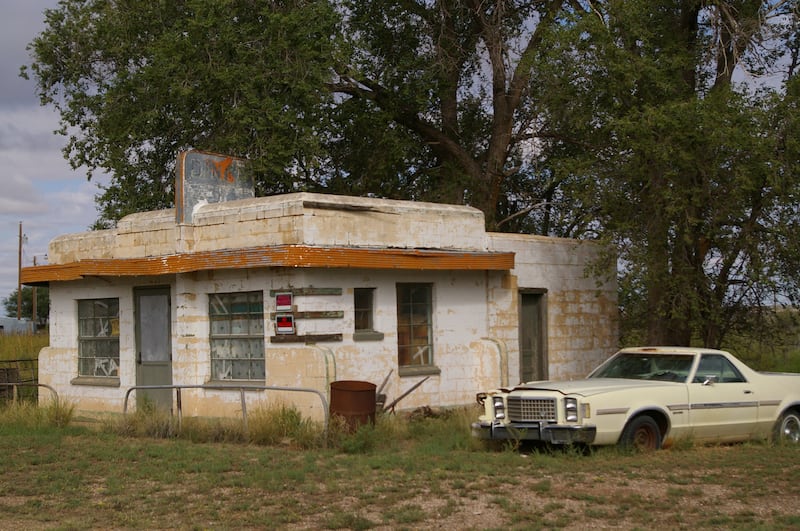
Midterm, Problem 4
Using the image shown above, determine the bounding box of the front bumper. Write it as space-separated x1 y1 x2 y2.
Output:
471 420 597 445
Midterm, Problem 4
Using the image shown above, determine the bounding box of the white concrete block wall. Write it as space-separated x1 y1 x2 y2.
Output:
46 192 491 265
37 192 617 419
40 266 508 417
42 279 141 412
488 233 618 382
48 230 116 263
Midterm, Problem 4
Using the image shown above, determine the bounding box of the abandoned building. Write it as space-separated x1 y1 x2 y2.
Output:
21 150 618 420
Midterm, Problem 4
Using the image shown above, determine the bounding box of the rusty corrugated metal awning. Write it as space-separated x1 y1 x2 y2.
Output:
20 245 515 284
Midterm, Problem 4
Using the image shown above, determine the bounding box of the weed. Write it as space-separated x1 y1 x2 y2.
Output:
107 398 177 438
181 416 245 443
0 398 74 429
385 503 427 525
661 432 695 451
323 511 376 530
530 479 552 494
337 422 380 454
44 397 76 427
247 401 322 448
0 410 798 530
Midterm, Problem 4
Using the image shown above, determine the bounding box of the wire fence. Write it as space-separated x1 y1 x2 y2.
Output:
0 359 38 402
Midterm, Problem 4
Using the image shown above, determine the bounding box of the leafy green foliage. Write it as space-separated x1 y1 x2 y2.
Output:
536 0 800 346
22 1 800 348
25 0 340 224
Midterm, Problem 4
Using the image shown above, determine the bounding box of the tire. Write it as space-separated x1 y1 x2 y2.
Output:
619 416 662 451
774 410 800 444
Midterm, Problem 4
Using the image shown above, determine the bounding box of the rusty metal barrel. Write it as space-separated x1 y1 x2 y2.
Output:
329 380 376 431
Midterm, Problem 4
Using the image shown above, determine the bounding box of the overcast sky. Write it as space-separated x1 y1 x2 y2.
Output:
0 1 109 317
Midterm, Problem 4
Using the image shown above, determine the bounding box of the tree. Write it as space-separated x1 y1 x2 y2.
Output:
26 0 590 233
537 0 800 346
24 0 800 348
3 287 50 326
24 0 340 227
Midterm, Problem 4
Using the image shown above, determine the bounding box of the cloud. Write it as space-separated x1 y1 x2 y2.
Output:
0 106 64 152
0 1 52 109
0 1 107 315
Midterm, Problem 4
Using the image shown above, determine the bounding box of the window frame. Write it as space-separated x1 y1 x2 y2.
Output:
396 283 435 372
693 353 747 383
354 287 384 341
77 298 120 379
354 287 374 331
209 291 265 382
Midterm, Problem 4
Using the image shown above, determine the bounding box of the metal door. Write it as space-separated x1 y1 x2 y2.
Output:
135 287 173 411
688 353 758 441
519 291 547 383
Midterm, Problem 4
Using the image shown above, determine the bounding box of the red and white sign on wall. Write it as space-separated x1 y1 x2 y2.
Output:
275 292 293 312
275 314 295 334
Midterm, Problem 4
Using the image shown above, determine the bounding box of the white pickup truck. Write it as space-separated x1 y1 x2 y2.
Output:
472 346 800 450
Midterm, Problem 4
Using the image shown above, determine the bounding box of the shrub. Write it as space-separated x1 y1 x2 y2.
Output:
0 398 75 429
109 399 178 439
247 401 323 449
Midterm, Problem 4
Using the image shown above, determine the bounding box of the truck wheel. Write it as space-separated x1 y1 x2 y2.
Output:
619 416 662 451
775 410 800 444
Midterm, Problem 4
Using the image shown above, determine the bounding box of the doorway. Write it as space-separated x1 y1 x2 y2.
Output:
519 291 547 382
134 286 173 411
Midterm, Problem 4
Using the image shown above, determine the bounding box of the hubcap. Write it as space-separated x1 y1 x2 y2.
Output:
782 416 800 443
634 427 656 450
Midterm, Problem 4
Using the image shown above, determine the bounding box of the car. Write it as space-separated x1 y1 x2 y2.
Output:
471 346 800 450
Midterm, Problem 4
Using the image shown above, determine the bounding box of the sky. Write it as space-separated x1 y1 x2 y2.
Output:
0 1 109 317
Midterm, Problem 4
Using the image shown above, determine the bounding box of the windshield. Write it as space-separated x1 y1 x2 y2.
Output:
589 353 694 382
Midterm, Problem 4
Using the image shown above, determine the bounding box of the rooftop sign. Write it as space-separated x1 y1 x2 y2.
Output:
175 150 254 223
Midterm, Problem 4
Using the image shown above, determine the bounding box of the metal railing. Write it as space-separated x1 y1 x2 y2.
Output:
122 384 330 434
0 382 59 403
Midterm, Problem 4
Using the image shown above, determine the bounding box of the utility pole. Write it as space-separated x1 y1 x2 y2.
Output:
32 255 38 328
17 222 22 320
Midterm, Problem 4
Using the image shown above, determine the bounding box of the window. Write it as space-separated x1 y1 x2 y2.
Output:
209 292 265 381
396 283 433 367
693 354 746 383
354 288 375 331
78 298 120 377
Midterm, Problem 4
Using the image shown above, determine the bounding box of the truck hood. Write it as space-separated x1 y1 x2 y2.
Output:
511 378 680 397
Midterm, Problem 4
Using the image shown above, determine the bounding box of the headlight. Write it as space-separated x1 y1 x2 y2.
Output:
565 398 579 422
492 396 506 420
476 392 487 406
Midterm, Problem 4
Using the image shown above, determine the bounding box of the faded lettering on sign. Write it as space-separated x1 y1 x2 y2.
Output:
176 150 254 223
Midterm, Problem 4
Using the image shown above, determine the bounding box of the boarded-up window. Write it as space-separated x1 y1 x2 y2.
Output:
209 292 265 381
78 298 120 377
396 284 433 367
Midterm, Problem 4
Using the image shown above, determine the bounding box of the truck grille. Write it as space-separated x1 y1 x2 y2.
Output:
507 397 557 422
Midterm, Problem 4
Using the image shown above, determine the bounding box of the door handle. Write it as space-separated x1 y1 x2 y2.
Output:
744 390 753 394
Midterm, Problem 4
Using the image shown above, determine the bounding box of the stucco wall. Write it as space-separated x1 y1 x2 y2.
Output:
41 268 510 420
47 193 490 263
487 234 618 382
37 192 618 420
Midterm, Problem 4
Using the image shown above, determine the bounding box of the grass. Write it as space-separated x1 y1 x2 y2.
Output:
0 402 799 530
0 331 47 402
2 331 799 528
0 331 48 361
